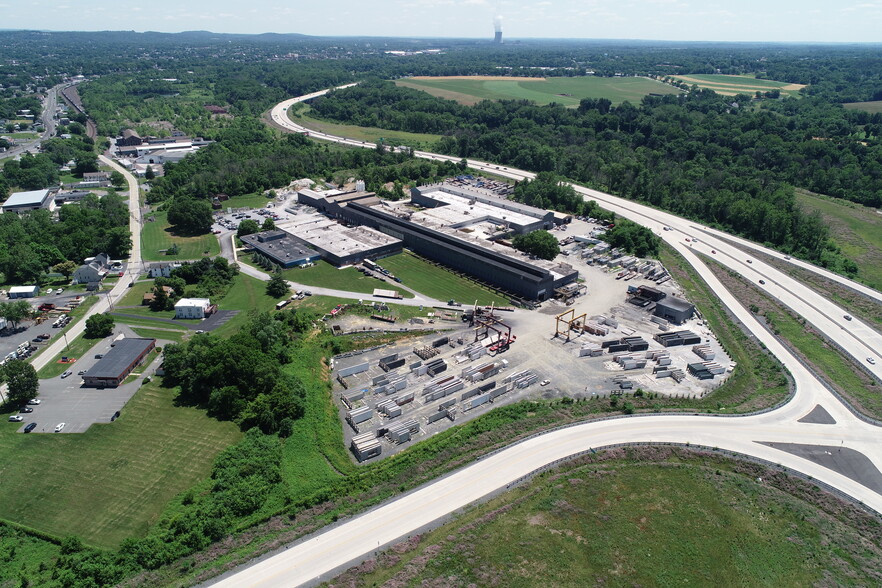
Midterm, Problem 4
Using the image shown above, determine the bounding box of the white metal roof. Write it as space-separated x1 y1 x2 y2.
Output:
3 189 52 207
174 298 210 308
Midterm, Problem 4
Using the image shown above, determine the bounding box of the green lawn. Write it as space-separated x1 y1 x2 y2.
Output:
141 209 220 261
209 273 281 338
127 326 187 343
36 333 105 379
380 251 509 306
397 76 681 107
223 192 275 210
843 100 882 114
0 381 242 548
288 105 441 149
116 279 155 307
254 256 395 297
795 189 882 290
339 452 876 586
670 74 804 97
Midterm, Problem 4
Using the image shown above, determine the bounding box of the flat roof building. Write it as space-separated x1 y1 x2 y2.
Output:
278 215 401 266
175 298 212 319
239 230 322 268
8 285 39 298
83 338 156 387
2 189 58 214
654 296 695 325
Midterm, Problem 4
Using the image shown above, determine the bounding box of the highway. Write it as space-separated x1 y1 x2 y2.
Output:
0 81 66 161
30 156 142 372
204 91 882 587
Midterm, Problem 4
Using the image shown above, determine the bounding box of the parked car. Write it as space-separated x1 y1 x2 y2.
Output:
77 370 86 375
23 423 36 433
19 407 33 413
27 398 40 405
95 354 103 359
758 279 766 285
60 370 72 379
540 379 551 386
869 357 877 365
844 314 852 321
55 288 63 294
8 415 24 422
54 422 66 433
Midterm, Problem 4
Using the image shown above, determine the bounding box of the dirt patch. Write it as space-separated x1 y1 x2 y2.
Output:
407 75 547 82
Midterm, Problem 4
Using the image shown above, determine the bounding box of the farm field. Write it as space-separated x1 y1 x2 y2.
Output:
670 74 804 97
286 105 441 149
333 449 882 586
794 189 882 290
141 209 220 262
380 251 509 306
843 100 882 114
397 75 680 107
0 381 241 548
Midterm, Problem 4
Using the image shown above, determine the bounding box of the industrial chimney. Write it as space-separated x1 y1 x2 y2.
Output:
493 15 503 43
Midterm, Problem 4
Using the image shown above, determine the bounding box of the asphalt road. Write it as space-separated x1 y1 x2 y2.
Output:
202 90 882 588
30 158 142 373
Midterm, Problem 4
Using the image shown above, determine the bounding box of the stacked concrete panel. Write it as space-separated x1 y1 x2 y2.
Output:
427 409 449 424
463 392 491 411
582 322 609 336
377 399 402 418
654 330 701 347
351 432 381 462
386 419 420 444
348 406 373 425
422 375 465 402
504 370 538 389
692 345 716 360
579 343 603 357
342 388 367 409
461 361 502 383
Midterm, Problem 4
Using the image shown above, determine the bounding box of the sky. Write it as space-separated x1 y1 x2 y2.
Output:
3 0 881 43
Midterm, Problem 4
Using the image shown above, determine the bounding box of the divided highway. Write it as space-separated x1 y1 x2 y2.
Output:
204 91 882 587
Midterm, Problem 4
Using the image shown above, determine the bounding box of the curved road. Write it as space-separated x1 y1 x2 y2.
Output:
201 90 882 587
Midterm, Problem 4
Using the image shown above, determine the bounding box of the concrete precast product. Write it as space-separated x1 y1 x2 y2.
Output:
348 407 373 425
461 387 481 401
374 385 388 396
381 357 406 372
409 361 422 372
426 410 448 425
489 386 508 400
427 362 448 377
432 336 449 348
655 370 672 378
378 353 399 365
385 404 402 418
438 398 456 410
395 391 414 405
464 393 491 411
337 362 370 378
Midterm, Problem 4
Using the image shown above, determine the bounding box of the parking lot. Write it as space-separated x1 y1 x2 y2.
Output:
212 200 292 234
0 291 97 364
9 325 170 434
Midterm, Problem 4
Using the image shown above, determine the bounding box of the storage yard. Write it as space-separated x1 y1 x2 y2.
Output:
330 224 732 462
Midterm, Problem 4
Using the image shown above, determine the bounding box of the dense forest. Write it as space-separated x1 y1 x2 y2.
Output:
308 80 882 271
147 119 464 204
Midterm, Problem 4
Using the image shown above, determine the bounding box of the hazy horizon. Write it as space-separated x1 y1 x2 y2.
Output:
0 0 877 44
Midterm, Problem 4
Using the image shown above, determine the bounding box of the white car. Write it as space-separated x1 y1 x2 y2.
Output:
540 379 551 386
55 288 64 294
54 422 66 433
27 398 41 405
8 415 24 422
869 358 877 365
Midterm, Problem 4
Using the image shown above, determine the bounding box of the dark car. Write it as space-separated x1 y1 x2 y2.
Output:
758 279 765 285
19 406 33 413
23 423 37 433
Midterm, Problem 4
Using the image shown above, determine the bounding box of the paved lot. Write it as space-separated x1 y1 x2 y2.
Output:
13 325 170 434
0 291 96 361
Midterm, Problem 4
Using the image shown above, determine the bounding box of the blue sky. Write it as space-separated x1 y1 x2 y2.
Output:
4 0 881 43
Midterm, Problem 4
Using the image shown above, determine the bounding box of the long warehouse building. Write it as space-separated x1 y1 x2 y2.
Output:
83 338 156 387
341 201 576 301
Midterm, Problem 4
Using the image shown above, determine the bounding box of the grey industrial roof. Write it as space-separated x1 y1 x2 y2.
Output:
84 338 155 379
3 189 52 207
657 296 694 311
240 231 320 264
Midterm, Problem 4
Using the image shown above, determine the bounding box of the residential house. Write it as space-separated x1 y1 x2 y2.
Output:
147 261 182 278
174 298 214 319
73 253 111 284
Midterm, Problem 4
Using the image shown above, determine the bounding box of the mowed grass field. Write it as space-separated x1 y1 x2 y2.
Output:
397 75 680 107
843 100 882 114
670 74 804 97
795 188 882 290
141 209 220 261
288 105 441 149
335 454 881 586
380 251 509 306
0 381 241 548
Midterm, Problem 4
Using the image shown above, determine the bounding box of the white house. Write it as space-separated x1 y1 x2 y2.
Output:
73 253 111 285
175 298 211 319
147 261 181 278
